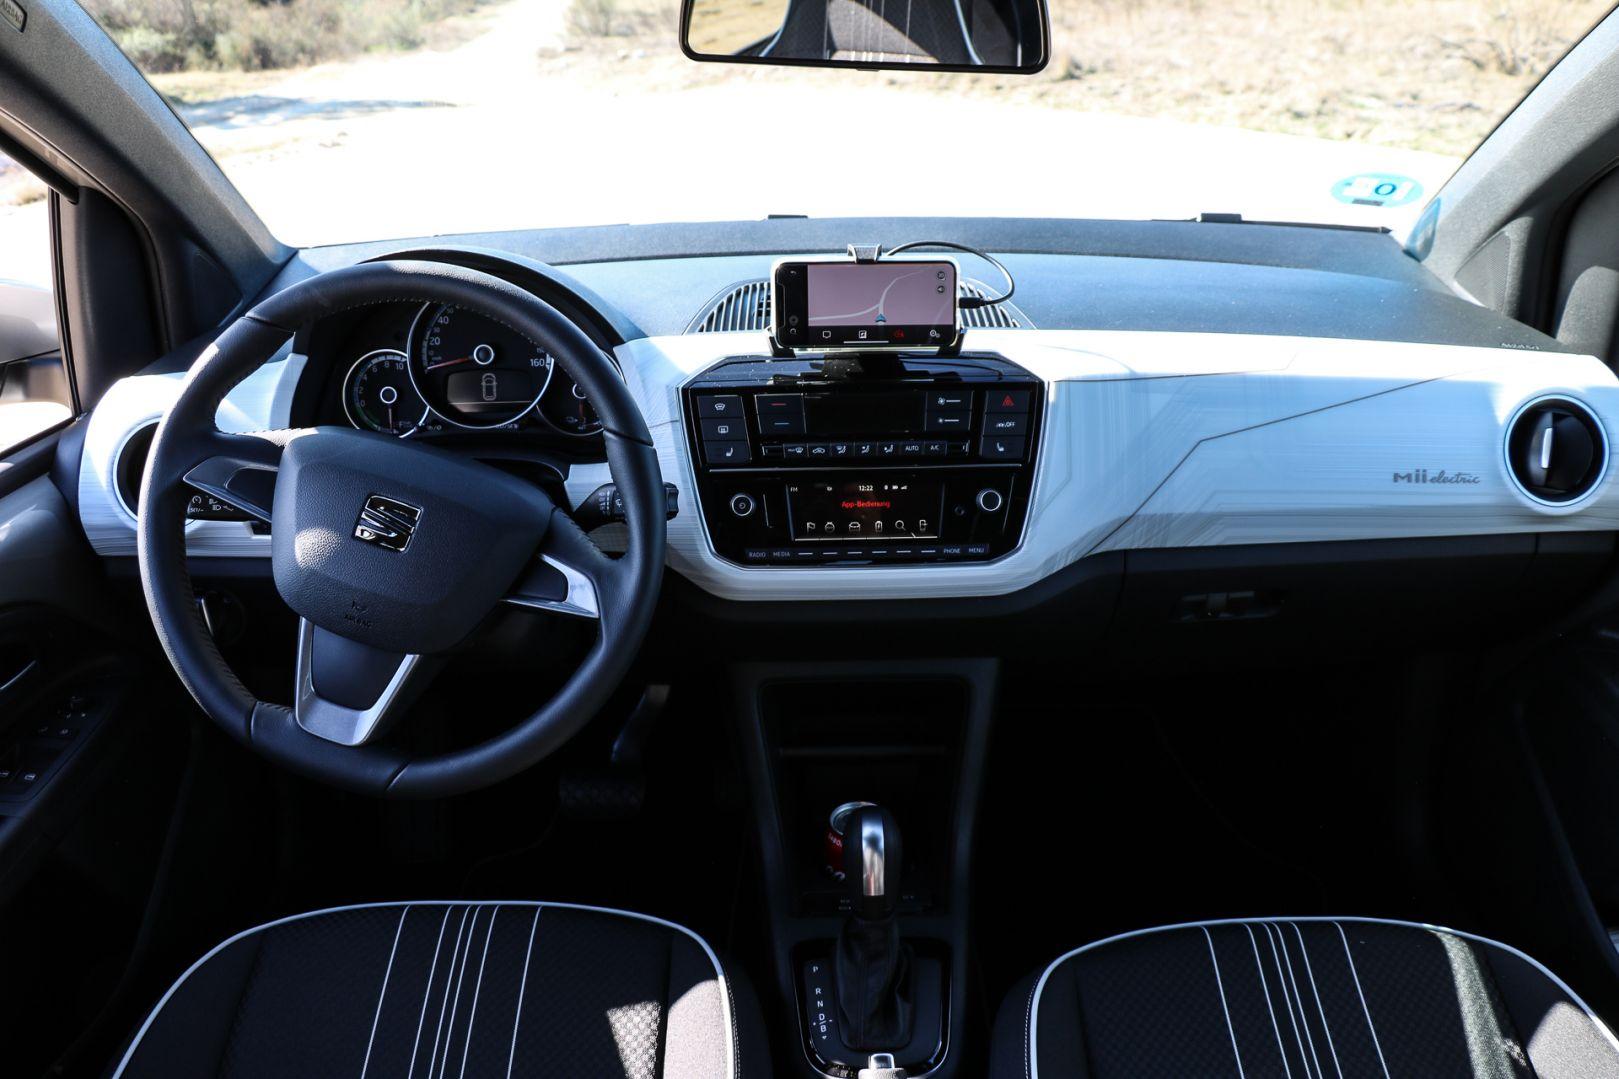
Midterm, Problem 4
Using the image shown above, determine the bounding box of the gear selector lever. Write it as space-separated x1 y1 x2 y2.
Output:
835 804 914 1051
851 802 899 917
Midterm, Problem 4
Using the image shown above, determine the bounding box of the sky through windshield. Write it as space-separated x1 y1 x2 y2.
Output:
0 0 1612 281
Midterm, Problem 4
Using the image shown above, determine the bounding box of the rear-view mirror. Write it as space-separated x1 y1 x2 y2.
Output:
680 0 1050 73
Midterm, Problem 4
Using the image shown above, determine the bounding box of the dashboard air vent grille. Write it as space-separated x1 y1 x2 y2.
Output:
685 279 1034 333
114 422 158 519
690 279 772 333
958 281 1024 328
1505 396 1607 506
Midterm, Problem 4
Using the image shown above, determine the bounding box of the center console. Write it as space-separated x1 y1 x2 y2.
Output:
683 353 1042 567
731 659 998 1079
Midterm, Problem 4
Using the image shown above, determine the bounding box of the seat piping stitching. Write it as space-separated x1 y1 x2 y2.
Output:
1263 923 1313 1078
1245 923 1293 1079
407 907 455 1079
1023 976 1035 1079
436 906 478 1079
506 906 542 1079
1204 926 1247 1078
1274 923 1324 1079
458 905 498 1079
1334 921 1392 1079
360 905 411 1079
426 907 471 1079
1291 923 1343 1079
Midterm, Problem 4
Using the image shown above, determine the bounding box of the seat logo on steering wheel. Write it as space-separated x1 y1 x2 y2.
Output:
353 494 422 553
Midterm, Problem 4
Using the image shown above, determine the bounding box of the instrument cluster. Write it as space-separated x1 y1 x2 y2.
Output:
320 300 609 442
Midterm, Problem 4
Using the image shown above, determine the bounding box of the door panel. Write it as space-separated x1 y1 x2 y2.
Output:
0 470 189 1078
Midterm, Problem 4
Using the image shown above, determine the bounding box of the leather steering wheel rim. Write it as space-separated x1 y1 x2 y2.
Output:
136 260 665 798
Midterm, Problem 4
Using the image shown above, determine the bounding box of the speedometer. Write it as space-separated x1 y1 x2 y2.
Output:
408 304 553 429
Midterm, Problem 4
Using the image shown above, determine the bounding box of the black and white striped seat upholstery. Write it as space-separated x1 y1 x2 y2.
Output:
991 918 1619 1079
114 902 754 1079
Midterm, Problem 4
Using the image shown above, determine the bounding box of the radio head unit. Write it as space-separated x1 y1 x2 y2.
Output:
773 258 959 351
683 352 1041 567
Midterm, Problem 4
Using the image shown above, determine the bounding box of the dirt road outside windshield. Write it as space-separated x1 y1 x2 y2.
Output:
1 0 1610 286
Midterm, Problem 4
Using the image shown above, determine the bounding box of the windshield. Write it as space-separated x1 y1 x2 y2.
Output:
16 0 1619 254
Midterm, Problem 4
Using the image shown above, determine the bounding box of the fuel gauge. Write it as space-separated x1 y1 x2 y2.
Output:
343 349 429 436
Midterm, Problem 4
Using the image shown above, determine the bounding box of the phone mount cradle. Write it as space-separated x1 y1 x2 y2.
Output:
769 243 966 360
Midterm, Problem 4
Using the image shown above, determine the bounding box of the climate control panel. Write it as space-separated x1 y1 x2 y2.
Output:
682 353 1042 567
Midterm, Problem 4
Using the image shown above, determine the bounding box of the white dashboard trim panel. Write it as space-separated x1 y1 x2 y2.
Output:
78 328 1619 601
79 347 304 559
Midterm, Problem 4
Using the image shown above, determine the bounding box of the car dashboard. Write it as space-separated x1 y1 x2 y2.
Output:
68 218 1619 615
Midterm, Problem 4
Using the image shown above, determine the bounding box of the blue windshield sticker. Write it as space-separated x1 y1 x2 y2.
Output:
1332 173 1424 208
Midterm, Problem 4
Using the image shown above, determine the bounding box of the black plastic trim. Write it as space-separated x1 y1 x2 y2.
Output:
0 424 65 501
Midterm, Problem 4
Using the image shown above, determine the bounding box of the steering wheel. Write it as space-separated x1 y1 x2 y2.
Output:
136 261 665 798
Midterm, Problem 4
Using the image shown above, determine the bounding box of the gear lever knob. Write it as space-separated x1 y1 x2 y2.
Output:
842 804 902 920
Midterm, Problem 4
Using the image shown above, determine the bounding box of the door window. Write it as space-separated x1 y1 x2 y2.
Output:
0 153 72 453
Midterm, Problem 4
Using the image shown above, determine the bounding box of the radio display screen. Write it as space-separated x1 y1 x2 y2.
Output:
786 480 944 542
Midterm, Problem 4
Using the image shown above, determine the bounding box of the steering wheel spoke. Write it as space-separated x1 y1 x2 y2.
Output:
294 619 432 746
505 507 619 620
182 428 308 523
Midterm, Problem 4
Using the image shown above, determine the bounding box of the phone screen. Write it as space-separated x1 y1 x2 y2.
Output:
775 260 957 349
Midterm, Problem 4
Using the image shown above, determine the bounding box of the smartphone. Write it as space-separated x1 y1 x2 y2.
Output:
773 258 959 350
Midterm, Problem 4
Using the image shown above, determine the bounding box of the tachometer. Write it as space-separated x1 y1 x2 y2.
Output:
343 349 428 436
408 303 553 429
539 373 605 436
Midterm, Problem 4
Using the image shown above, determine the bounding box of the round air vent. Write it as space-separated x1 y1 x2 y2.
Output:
114 422 158 519
1505 396 1607 506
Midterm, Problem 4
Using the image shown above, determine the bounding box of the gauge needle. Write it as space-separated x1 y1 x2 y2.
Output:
424 356 472 371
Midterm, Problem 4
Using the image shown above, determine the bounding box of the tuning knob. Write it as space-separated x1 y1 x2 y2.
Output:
975 488 1004 513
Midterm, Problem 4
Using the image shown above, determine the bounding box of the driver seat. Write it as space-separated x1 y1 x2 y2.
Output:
112 902 753 1079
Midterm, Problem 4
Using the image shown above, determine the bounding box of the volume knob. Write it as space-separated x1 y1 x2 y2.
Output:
975 488 1004 513
729 492 757 518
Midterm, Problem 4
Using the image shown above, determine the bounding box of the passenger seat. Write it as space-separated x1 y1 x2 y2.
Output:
990 917 1619 1078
